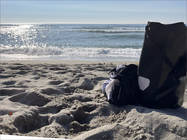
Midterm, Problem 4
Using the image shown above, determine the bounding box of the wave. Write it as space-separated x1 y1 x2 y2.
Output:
0 46 141 61
77 28 145 33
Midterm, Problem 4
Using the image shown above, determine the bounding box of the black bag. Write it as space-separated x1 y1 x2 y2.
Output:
104 64 140 106
138 22 187 108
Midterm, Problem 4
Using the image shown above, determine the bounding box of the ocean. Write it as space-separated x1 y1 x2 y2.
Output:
0 24 145 61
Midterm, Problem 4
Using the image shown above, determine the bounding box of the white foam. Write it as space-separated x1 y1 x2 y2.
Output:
0 46 141 61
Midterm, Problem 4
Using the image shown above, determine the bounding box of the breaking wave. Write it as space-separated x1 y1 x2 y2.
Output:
0 45 141 61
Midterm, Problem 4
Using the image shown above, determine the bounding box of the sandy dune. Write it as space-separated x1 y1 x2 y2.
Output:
0 61 186 140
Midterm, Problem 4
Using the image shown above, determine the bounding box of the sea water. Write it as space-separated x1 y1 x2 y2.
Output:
0 24 145 61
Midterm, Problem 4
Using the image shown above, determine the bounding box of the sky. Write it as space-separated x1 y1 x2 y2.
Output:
0 0 186 24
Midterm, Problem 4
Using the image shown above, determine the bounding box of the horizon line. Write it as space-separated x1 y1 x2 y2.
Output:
1 22 186 25
1 20 186 25
0 22 148 25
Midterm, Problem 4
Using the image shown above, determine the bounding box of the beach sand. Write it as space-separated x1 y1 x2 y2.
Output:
0 60 186 140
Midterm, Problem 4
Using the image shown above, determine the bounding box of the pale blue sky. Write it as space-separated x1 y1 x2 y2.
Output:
1 0 186 24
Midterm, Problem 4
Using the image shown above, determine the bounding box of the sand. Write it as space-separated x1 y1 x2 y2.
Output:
0 60 186 140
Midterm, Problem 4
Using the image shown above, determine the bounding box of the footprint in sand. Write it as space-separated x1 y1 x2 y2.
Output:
32 76 40 80
9 91 51 106
15 70 29 75
55 71 67 74
66 93 93 102
0 74 16 79
0 68 5 73
48 80 63 85
0 88 25 96
8 65 31 71
81 104 97 113
69 121 89 133
39 105 63 114
7 65 25 70
49 110 73 125
49 67 65 71
40 88 63 95
2 80 16 85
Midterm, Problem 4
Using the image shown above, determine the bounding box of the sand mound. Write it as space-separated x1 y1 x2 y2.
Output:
76 78 95 90
13 110 49 133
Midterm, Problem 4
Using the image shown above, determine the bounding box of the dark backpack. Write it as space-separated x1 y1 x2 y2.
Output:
104 64 140 106
138 22 187 108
